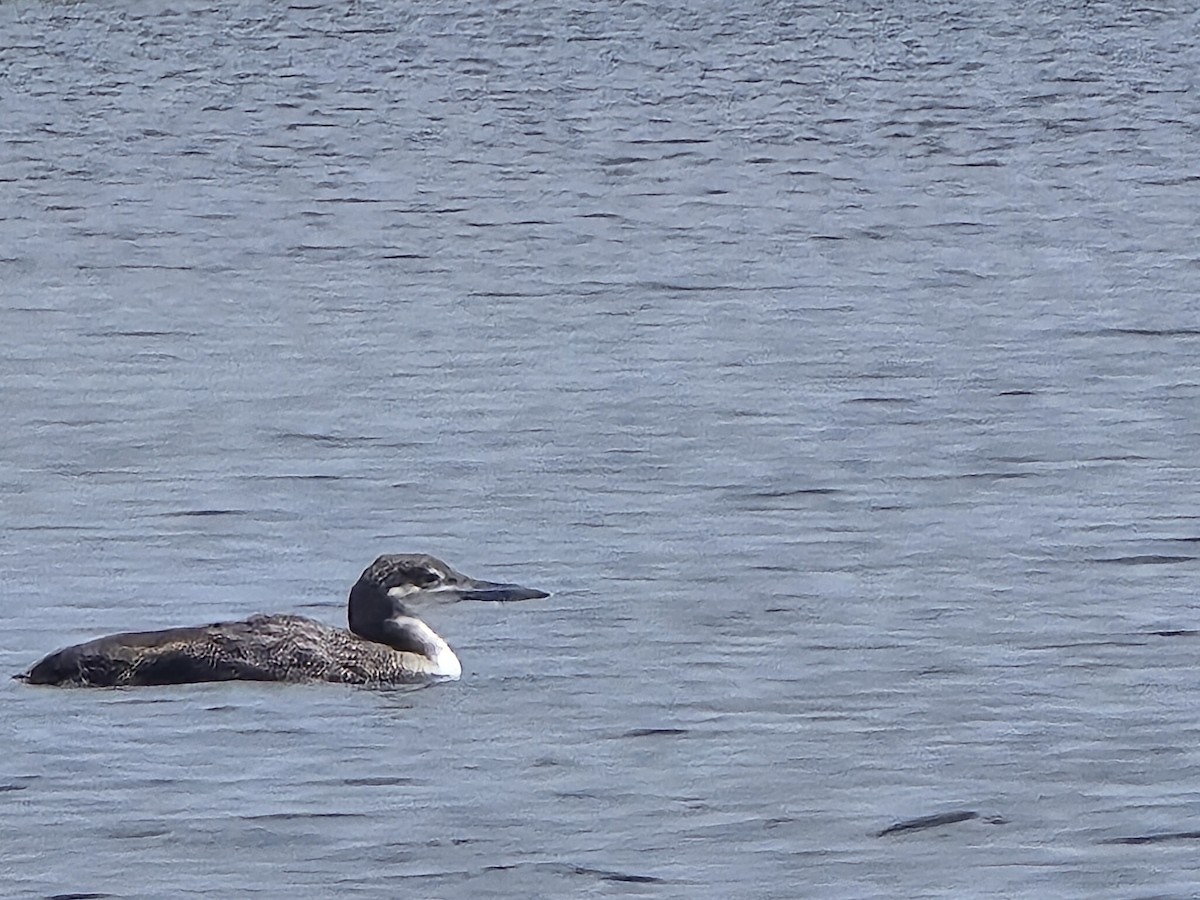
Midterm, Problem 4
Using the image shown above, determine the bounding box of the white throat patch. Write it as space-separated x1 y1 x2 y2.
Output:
392 615 462 681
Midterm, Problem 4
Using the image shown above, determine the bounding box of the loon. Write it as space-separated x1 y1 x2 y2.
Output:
15 554 548 687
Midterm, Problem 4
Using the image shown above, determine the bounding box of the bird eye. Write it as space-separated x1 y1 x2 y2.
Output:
414 567 441 586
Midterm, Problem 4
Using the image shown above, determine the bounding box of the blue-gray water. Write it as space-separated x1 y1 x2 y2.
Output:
2 1 1199 897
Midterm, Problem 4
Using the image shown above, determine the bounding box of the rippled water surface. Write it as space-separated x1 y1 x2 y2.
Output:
2 1 1199 897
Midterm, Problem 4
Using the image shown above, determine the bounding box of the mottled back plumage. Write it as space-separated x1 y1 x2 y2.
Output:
20 616 440 686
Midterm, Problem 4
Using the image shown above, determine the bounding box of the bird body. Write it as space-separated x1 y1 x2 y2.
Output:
15 554 546 688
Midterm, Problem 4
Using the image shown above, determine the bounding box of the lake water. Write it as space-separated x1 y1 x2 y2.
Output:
2 1 1199 897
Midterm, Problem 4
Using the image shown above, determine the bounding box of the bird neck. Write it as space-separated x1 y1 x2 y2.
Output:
348 578 410 643
347 579 461 677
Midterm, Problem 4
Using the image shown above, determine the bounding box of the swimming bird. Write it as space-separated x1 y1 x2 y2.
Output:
15 554 548 687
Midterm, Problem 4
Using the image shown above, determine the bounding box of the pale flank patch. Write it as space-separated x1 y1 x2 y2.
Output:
433 644 462 681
